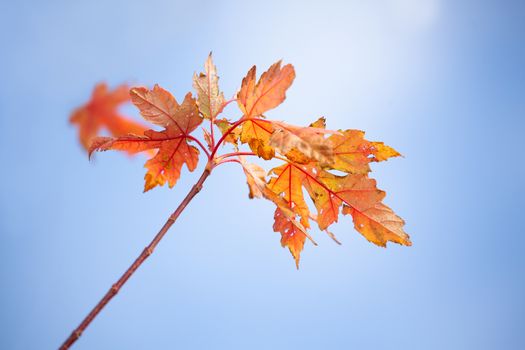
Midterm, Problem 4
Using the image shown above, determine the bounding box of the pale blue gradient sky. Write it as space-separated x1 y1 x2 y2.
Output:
0 0 524 349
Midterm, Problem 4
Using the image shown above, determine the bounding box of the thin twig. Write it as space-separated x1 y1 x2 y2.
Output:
215 158 241 166
59 165 213 350
216 152 256 160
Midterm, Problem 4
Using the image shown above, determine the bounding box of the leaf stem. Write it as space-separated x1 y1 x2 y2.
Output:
216 152 256 160
59 165 212 350
210 118 215 147
186 135 211 159
215 158 241 166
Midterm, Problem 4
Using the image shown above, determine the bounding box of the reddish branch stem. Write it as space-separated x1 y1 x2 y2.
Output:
215 158 241 166
59 166 212 350
217 151 256 160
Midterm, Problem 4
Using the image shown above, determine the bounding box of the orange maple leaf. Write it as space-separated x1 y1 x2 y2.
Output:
237 60 295 118
89 86 203 192
70 82 148 150
236 62 295 159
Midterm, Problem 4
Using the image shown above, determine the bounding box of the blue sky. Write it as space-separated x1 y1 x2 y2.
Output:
0 0 524 349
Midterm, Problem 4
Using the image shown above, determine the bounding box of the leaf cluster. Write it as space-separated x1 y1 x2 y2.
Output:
77 55 410 267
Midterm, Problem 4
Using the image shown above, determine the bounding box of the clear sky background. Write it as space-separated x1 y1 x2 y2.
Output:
0 0 523 349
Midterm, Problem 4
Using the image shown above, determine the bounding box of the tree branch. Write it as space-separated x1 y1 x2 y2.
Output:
59 165 212 350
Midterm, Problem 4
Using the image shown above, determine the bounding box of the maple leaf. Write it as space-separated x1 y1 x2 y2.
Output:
266 163 312 264
237 60 295 118
240 159 306 229
90 87 203 192
237 61 295 158
70 82 148 150
240 160 316 266
241 159 316 267
193 53 226 120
